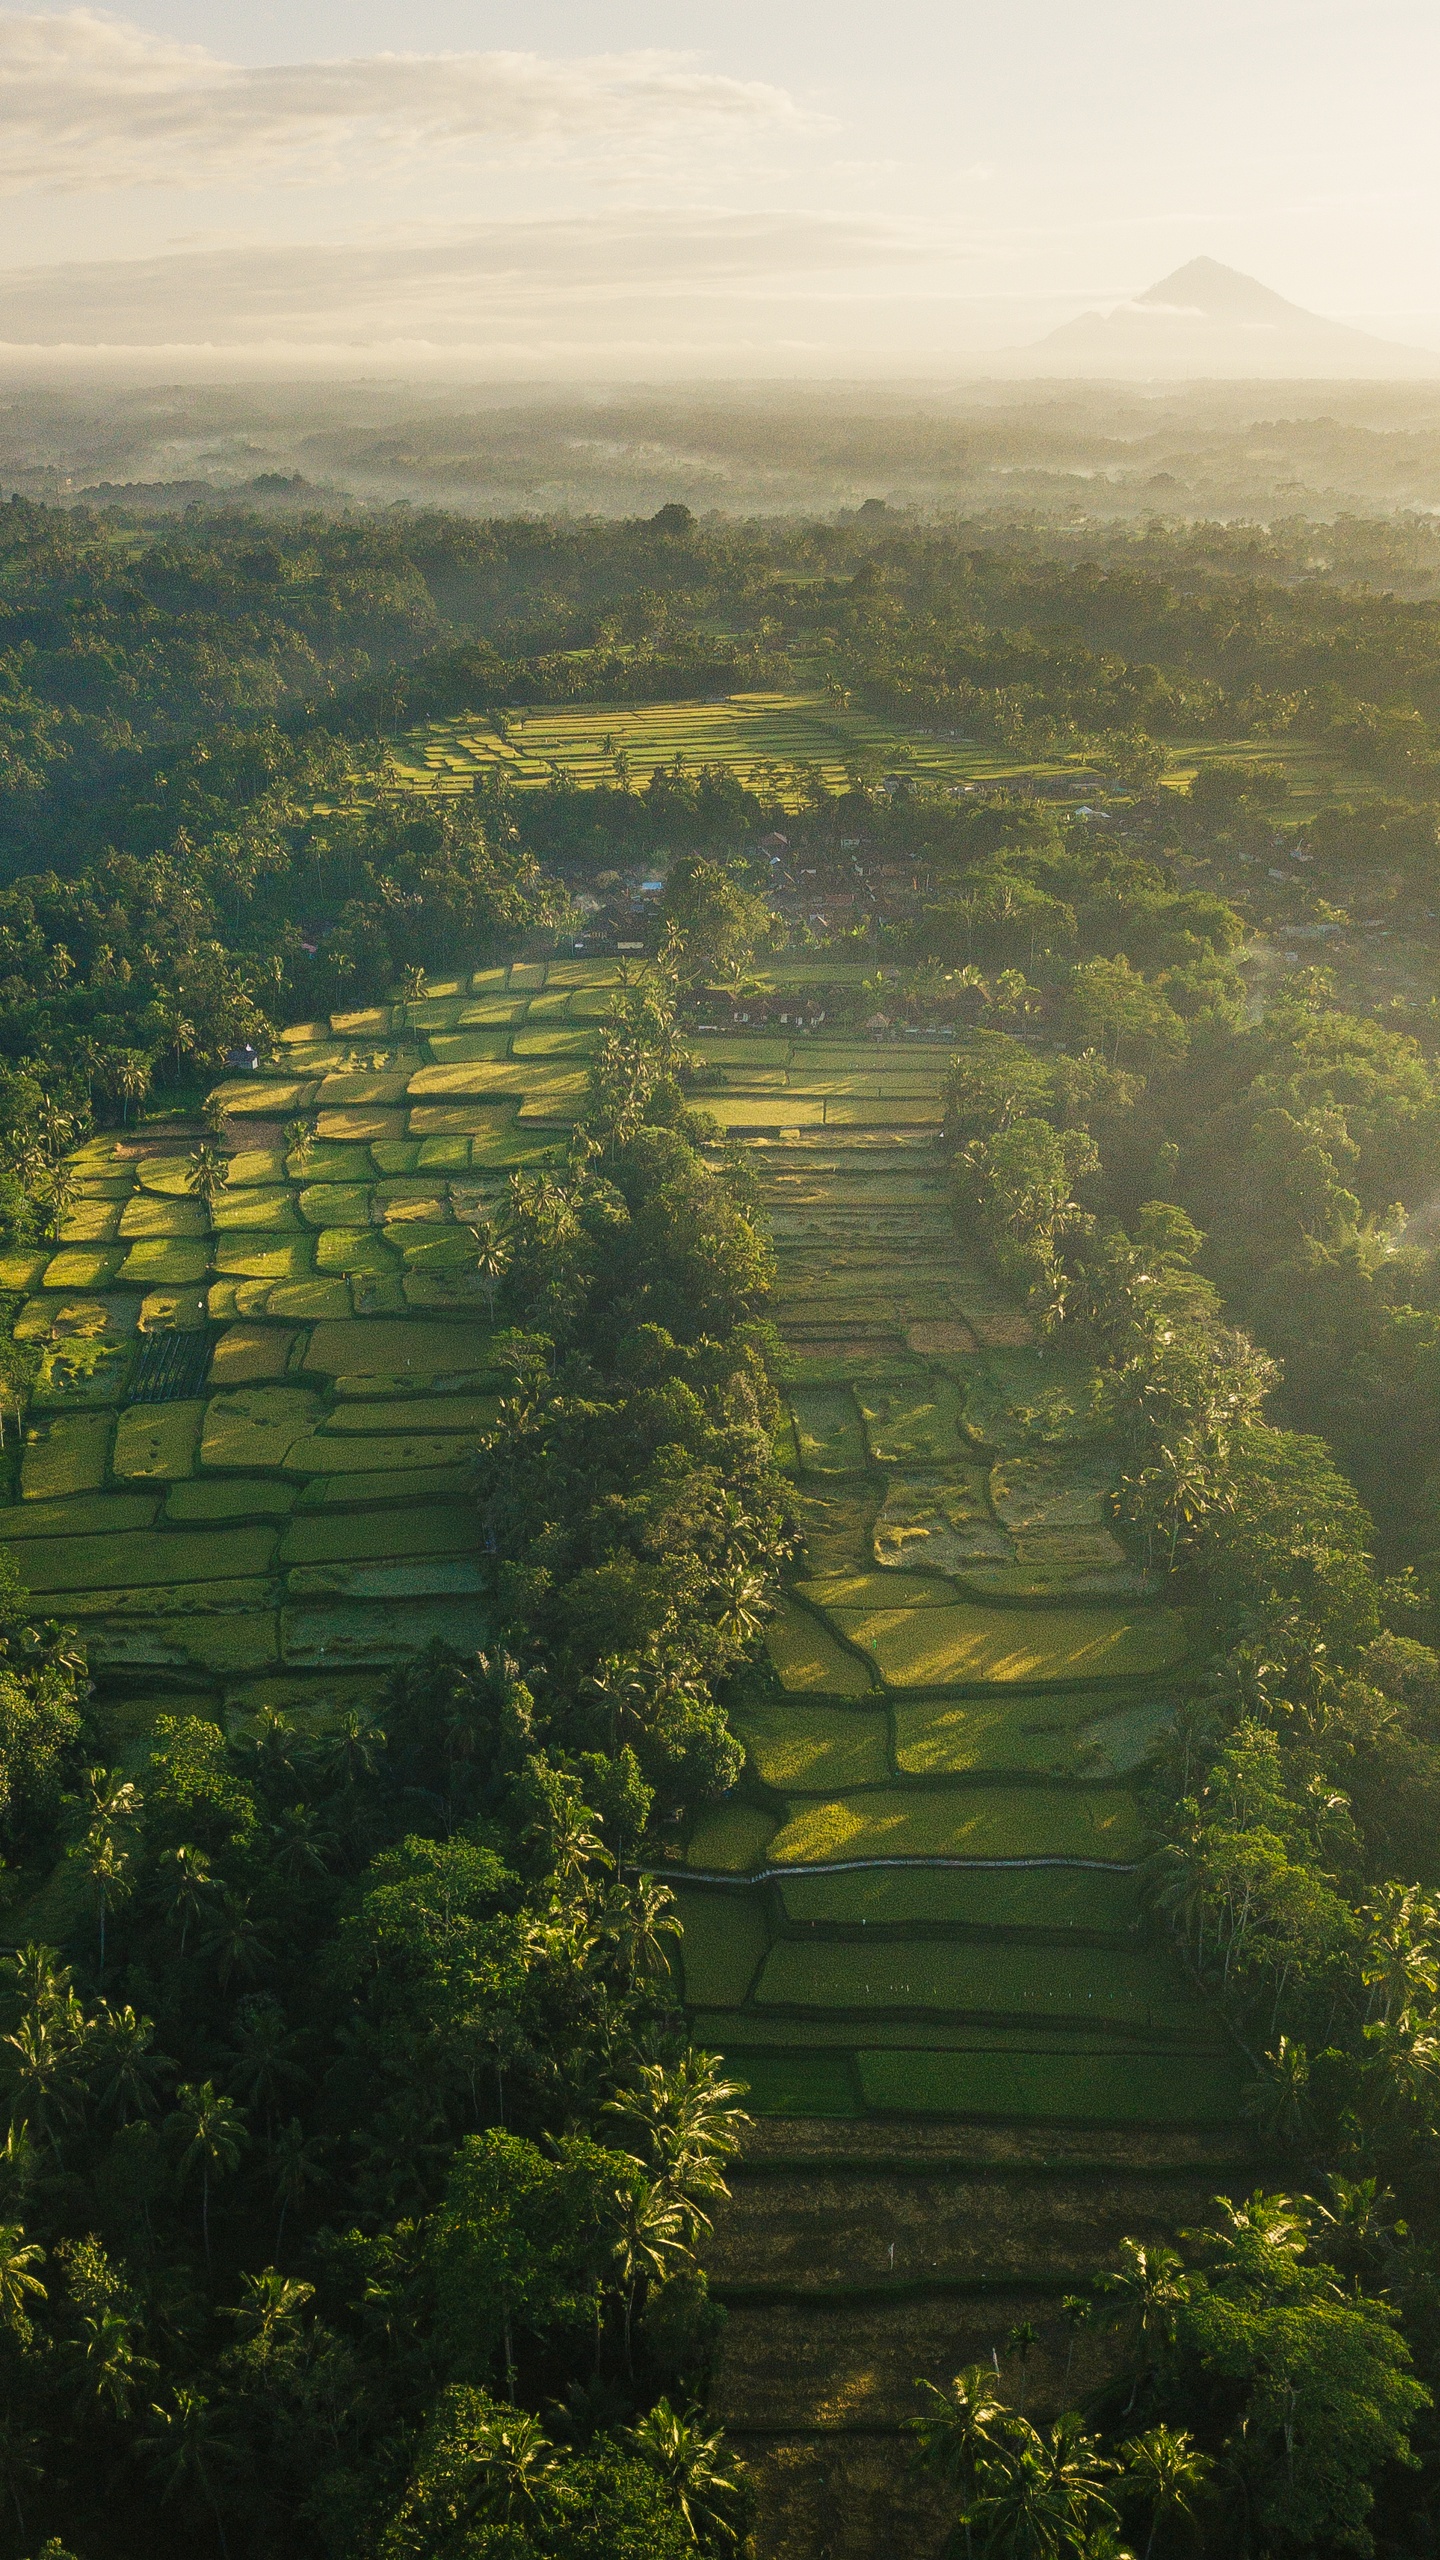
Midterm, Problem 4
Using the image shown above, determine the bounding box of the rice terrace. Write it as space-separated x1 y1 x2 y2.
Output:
2 480 1439 2560
4 956 1249 2558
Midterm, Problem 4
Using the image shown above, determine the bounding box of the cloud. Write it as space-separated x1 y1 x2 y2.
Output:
0 210 913 333
0 212 960 374
0 9 803 192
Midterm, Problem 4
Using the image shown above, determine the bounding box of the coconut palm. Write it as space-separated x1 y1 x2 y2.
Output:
712 1565 770 1650
1005 2319 1041 2416
1093 2238 1189 2408
1360 1882 1440 2025
614 2176 691 2372
460 2402 557 2527
114 1050 152 1127
88 2003 173 2124
395 963 429 1031
910 2362 1008 2530
197 1892 274 1993
625 2399 750 2548
1059 2295 1092 2390
604 2051 749 2238
268 2116 328 2252
283 1117 314 1172
186 1142 229 1217
0 2226 45 2335
222 1994 307 2137
1242 2036 1316 2153
166 2080 247 2267
226 2266 314 2361
465 1221 511 1319
68 1766 142 1966
43 1165 78 1243
0 2003 86 2155
964 2411 1118 2560
141 2385 242 2559
602 1874 683 1986
163 1842 221 1950
1118 2426 1211 2557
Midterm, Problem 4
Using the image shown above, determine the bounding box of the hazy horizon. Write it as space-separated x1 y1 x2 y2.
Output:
1 0 1439 377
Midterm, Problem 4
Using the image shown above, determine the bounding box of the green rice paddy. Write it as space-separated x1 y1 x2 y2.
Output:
0 958 613 1706
669 1076 1238 2133
388 690 1100 810
11 955 1240 2152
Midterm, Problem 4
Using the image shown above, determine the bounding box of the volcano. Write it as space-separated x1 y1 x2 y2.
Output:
1010 258 1437 378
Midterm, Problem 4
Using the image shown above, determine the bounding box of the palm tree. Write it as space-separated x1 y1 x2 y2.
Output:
268 2116 328 2253
141 2386 242 2559
395 964 429 1031
604 1875 683 1986
712 1565 770 1651
456 2403 556 2528
465 1222 511 1320
0 2412 43 2542
313 1705 386 1794
1060 2295 1092 2391
1093 2238 1188 2406
166 2080 247 2268
1005 2320 1042 2417
910 2363 1008 2553
625 2399 750 2548
43 1165 78 1244
223 1995 307 2139
0 2005 84 2156
1242 2037 1315 2153
283 1117 315 1173
1119 2426 1211 2558
74 2295 155 2422
964 2412 1118 2560
114 1051 152 1128
68 1766 142 1966
1361 1882 1440 2025
604 2052 749 2241
582 1652 651 1755
613 2176 690 2372
89 2004 173 2123
226 2267 314 2363
186 1142 229 1218
163 1842 220 1950
1308 2172 1400 2280
197 1892 273 1993
36 1098 77 1166
0 2227 45 2336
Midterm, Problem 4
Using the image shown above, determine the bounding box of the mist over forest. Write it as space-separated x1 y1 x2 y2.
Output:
15 375 1440 538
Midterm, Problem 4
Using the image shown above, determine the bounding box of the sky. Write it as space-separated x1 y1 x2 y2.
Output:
2 0 1440 373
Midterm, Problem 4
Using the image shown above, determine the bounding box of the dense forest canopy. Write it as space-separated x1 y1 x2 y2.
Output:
4 494 1440 2554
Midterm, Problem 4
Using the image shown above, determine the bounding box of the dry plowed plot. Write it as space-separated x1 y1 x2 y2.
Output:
0 958 608 1712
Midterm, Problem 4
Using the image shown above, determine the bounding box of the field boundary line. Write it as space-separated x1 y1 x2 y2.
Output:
648 1854 1142 1884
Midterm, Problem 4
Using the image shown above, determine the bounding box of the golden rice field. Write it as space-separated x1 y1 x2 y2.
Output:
388 690 1090 805
669 1059 1237 2155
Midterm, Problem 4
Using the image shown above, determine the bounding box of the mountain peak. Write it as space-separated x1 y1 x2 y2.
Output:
1010 257 1438 378
1136 258 1309 322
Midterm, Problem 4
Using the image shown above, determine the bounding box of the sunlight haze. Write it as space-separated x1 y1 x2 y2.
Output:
1 0 1438 371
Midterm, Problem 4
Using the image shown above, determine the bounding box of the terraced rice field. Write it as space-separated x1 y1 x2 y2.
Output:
0 960 621 1802
670 1048 1246 2558
10 967 1246 2557
386 692 1100 805
672 1107 1226 2119
390 705 1372 828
